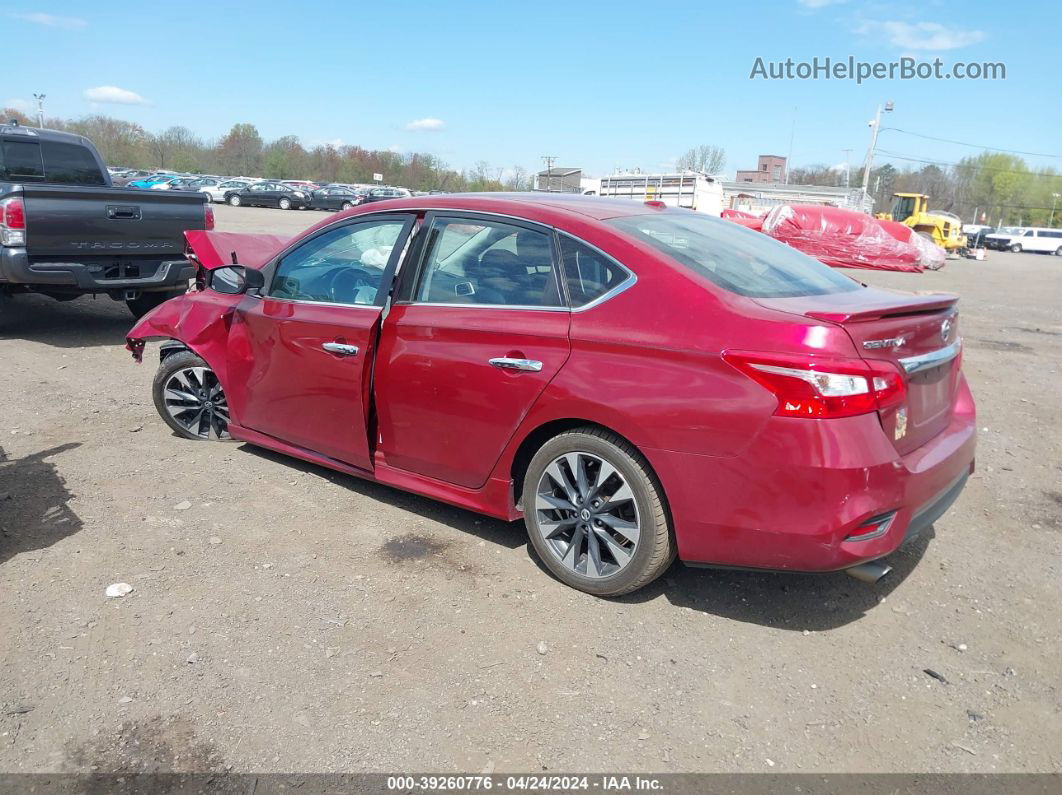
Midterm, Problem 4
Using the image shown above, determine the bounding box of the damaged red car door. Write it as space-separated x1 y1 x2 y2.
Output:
224 215 415 470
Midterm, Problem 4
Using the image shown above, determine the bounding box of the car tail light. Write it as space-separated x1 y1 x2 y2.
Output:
644 200 667 209
723 350 906 419
0 196 26 246
204 203 215 230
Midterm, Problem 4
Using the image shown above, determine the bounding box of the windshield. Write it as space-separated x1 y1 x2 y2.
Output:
608 213 860 299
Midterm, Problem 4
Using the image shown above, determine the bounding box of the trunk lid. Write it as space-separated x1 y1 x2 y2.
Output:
755 286 961 455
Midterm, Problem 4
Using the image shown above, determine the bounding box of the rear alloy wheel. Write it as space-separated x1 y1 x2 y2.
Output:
152 350 230 441
1010 243 1022 253
228 194 242 207
523 428 674 596
278 197 292 210
1055 246 1062 256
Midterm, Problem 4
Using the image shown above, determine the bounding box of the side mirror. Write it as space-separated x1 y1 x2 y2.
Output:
208 265 265 295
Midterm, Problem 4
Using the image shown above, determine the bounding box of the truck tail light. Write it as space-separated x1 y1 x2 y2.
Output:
204 202 215 231
723 350 906 419
0 197 26 246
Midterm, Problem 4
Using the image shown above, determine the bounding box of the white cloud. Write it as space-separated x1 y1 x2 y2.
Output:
797 0 846 8
83 86 149 106
10 12 87 29
404 117 445 132
4 98 33 113
860 20 985 50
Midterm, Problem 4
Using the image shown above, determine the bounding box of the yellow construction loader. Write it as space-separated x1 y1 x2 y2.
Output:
877 193 967 252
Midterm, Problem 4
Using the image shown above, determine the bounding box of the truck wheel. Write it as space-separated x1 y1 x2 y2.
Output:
228 194 241 207
522 427 675 597
152 350 230 441
1010 243 1022 253
278 197 292 210
1055 247 1062 256
127 288 186 319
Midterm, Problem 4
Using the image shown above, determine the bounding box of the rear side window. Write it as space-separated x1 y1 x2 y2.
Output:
608 213 859 298
0 140 45 180
558 234 629 306
40 141 106 185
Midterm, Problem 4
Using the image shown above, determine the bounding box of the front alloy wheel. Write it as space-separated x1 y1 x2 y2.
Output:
278 197 291 210
523 428 674 596
152 350 230 440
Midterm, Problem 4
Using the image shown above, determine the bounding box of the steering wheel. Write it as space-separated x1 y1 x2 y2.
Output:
325 267 375 304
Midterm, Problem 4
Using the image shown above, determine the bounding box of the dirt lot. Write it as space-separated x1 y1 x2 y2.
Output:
1 204 1060 774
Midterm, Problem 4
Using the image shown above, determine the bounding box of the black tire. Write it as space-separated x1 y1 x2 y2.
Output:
341 201 352 210
278 197 291 210
522 427 675 596
126 287 186 319
1055 247 1062 256
152 349 230 441
1010 243 1022 253
228 194 241 206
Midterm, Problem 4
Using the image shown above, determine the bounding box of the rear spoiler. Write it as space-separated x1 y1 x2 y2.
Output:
184 230 291 270
804 292 958 324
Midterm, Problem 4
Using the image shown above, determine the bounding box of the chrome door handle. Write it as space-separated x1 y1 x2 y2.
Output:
322 342 359 356
489 357 543 372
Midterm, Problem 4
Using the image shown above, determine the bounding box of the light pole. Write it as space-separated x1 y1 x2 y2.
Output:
861 100 893 196
1052 193 1060 227
32 93 45 127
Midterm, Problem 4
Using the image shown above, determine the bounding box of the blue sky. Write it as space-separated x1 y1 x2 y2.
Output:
4 0 1060 177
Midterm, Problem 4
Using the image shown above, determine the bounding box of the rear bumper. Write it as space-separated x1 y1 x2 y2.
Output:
0 247 194 292
647 373 976 572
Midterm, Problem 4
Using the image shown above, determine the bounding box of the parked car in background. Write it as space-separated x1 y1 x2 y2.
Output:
1007 227 1062 254
361 187 412 204
204 179 252 203
226 181 310 209
151 176 198 191
128 174 178 190
309 186 365 211
281 180 319 193
983 227 1027 250
127 194 975 596
111 169 154 186
1 123 212 318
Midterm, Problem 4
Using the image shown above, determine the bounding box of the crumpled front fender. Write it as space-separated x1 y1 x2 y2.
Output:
126 291 245 385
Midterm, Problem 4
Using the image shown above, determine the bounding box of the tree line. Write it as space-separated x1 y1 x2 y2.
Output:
788 153 1062 227
2 107 530 192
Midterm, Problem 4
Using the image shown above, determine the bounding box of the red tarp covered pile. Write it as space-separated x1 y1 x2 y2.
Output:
726 204 945 272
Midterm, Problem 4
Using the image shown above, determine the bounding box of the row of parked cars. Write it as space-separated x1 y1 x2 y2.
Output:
107 168 421 211
963 224 1062 255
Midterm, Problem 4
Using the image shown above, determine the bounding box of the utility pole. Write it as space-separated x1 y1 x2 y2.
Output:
32 93 46 127
841 149 852 188
861 100 893 196
785 107 796 184
1052 193 1060 227
541 156 557 192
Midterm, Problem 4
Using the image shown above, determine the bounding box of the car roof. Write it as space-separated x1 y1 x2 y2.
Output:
349 192 663 221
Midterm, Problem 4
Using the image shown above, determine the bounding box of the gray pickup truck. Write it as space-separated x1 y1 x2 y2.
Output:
0 122 211 317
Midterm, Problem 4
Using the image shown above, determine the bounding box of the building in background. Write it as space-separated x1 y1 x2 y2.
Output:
533 168 583 193
735 154 787 184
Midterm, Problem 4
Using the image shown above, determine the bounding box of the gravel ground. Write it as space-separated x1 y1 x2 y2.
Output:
0 204 1060 774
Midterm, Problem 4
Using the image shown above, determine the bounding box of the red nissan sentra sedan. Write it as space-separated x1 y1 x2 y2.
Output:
127 194 976 596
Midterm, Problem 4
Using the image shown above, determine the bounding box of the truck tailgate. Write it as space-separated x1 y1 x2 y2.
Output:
21 184 206 258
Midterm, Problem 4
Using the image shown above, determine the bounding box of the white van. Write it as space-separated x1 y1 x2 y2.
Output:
1009 227 1062 254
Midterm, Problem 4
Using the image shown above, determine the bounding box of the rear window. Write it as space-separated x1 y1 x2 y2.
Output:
0 139 106 185
608 213 859 298
0 140 45 180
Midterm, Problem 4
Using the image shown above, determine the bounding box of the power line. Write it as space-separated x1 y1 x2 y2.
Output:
876 149 1062 178
880 127 1062 160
